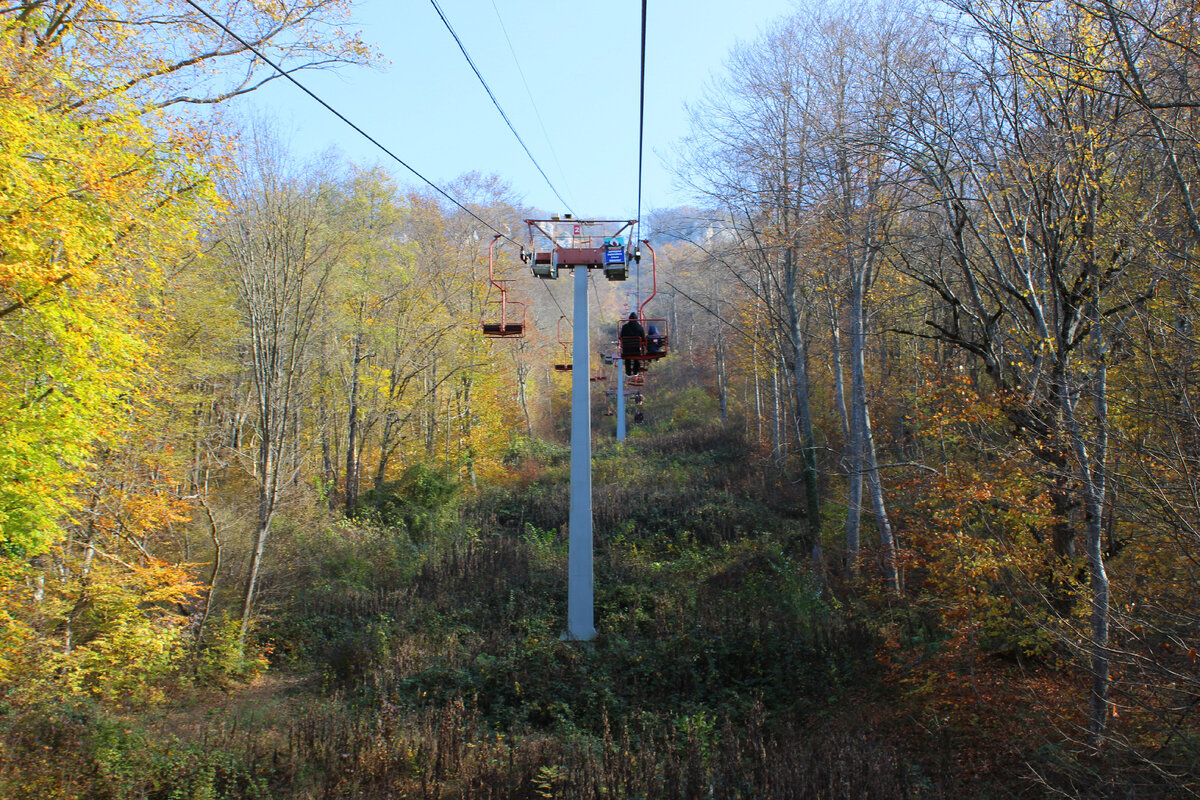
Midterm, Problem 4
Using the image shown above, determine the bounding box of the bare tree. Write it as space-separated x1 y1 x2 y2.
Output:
682 16 826 563
885 0 1154 746
2 0 373 113
220 132 337 643
795 3 923 589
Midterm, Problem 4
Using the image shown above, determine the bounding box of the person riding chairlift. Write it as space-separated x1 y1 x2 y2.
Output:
619 312 645 376
646 323 665 356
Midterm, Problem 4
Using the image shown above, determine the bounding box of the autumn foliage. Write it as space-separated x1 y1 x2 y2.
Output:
2 0 1200 797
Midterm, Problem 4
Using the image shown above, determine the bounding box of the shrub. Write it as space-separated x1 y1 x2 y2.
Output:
668 387 720 430
194 615 269 687
355 463 459 541
502 436 569 468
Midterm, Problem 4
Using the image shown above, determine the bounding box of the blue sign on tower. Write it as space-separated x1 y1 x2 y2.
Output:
604 248 626 265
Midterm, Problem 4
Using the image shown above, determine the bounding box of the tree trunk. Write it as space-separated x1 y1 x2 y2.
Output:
845 269 864 574
753 330 763 444
320 394 338 510
1066 208 1111 748
240 432 278 645
515 359 534 438
345 331 362 516
1062 356 1110 748
194 498 223 662
462 375 476 489
715 302 728 427
240 518 270 645
783 247 822 564
425 363 437 456
845 423 863 574
849 251 897 593
829 296 850 443
862 400 898 592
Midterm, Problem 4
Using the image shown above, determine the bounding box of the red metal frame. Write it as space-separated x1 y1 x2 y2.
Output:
481 235 526 338
524 218 636 270
619 319 668 360
553 316 572 371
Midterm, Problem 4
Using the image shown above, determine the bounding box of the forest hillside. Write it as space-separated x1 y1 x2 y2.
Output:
2 0 1200 797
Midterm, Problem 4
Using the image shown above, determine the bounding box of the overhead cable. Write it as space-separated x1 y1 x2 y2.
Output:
635 0 648 233
182 0 521 249
429 0 575 215
635 0 648 304
488 0 573 205
588 271 605 329
538 274 571 323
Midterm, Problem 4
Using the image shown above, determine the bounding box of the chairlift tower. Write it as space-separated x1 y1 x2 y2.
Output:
525 217 635 641
616 357 626 442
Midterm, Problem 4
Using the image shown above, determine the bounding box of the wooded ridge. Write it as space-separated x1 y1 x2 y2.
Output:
1 1 1199 797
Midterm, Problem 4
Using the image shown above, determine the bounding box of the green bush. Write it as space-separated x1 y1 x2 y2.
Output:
668 387 719 430
194 615 268 687
355 462 459 541
502 436 569 468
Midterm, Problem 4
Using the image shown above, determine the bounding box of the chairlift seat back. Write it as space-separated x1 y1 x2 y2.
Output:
531 251 558 279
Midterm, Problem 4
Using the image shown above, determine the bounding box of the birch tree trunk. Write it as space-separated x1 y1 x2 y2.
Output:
715 300 728 427
344 330 363 516
1062 201 1111 748
225 140 334 645
849 249 898 592
783 251 823 563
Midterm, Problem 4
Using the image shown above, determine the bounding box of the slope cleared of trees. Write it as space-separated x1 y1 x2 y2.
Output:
3 0 1200 796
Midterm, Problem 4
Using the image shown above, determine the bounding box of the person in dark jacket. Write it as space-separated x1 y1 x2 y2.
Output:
646 323 665 355
619 313 645 376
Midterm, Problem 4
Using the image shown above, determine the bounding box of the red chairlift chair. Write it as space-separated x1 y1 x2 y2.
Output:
481 235 526 338
553 316 572 371
619 316 669 361
616 240 669 366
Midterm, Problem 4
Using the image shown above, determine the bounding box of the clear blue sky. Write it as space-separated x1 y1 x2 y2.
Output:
236 0 798 218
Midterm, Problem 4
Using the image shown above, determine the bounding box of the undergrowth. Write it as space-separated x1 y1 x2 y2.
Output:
6 419 1170 798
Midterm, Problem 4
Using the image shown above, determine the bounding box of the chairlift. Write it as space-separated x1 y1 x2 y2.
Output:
530 248 558 279
553 316 572 371
524 218 636 280
616 240 669 364
481 235 526 337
